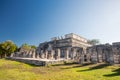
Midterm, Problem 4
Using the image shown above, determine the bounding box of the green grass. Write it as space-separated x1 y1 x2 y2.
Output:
0 59 120 80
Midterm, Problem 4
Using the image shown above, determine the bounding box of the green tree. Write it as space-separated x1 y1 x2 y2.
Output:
31 45 36 49
19 44 36 52
0 46 3 58
20 43 31 50
0 40 17 58
88 39 100 45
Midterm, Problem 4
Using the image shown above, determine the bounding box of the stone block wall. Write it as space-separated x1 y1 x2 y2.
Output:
86 42 120 64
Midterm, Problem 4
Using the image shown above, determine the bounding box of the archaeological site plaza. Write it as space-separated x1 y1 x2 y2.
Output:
10 33 120 66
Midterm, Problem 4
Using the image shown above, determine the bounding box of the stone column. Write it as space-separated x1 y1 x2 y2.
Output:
83 48 86 54
44 50 48 59
79 54 84 64
64 48 69 59
86 48 91 63
82 49 85 63
55 48 60 60
32 50 36 58
40 50 43 58
76 48 84 64
72 48 77 60
35 49 40 58
112 46 119 64
91 48 97 63
119 48 120 64
57 48 60 59
28 51 31 57
10 53 14 57
50 50 54 59
41 53 45 59
47 51 50 59
40 50 45 59
36 52 40 58
70 48 74 60
27 51 32 58
86 54 91 63
97 47 103 62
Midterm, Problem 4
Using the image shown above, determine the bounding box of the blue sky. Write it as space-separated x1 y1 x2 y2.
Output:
0 0 120 46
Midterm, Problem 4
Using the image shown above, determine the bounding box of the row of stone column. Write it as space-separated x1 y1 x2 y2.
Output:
36 48 61 60
36 48 85 61
11 49 36 58
86 44 120 64
11 47 86 64
38 47 84 62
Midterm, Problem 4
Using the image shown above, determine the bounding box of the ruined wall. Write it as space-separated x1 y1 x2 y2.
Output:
86 42 120 64
11 48 36 58
10 31 120 65
11 43 120 64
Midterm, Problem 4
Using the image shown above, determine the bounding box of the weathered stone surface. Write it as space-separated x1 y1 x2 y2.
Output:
10 33 120 65
64 48 69 59
7 57 65 66
86 43 120 64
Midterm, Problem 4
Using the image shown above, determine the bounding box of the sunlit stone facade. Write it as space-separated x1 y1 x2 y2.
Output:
11 33 120 64
36 33 91 63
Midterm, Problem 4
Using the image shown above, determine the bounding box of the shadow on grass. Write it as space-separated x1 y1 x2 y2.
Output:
60 63 95 69
52 62 78 66
77 63 110 72
104 68 120 77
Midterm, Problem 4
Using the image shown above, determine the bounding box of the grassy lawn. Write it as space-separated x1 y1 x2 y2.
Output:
0 59 120 80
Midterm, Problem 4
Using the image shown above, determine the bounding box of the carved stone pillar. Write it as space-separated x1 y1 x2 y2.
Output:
47 50 54 59
51 50 54 59
10 53 14 57
86 48 91 62
35 49 40 58
57 49 60 59
64 48 69 59
40 50 43 58
112 46 119 64
28 51 32 58
71 48 74 60
83 48 86 54
97 47 103 62
36 52 40 58
79 54 84 64
47 51 50 59
32 50 36 58
41 53 44 59
91 48 97 63
55 48 60 59
44 50 48 59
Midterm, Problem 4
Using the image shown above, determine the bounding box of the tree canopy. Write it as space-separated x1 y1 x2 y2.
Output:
19 43 36 52
21 43 31 50
0 41 37 58
88 39 100 45
0 40 17 58
31 45 36 49
20 43 36 50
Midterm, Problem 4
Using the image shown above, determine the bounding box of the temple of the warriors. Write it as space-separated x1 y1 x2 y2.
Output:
36 33 91 62
11 33 120 65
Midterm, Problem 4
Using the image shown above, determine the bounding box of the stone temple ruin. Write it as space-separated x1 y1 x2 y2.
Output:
36 33 91 62
87 42 120 64
10 33 120 65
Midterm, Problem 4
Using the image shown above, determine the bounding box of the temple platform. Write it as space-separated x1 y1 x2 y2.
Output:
6 57 66 66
